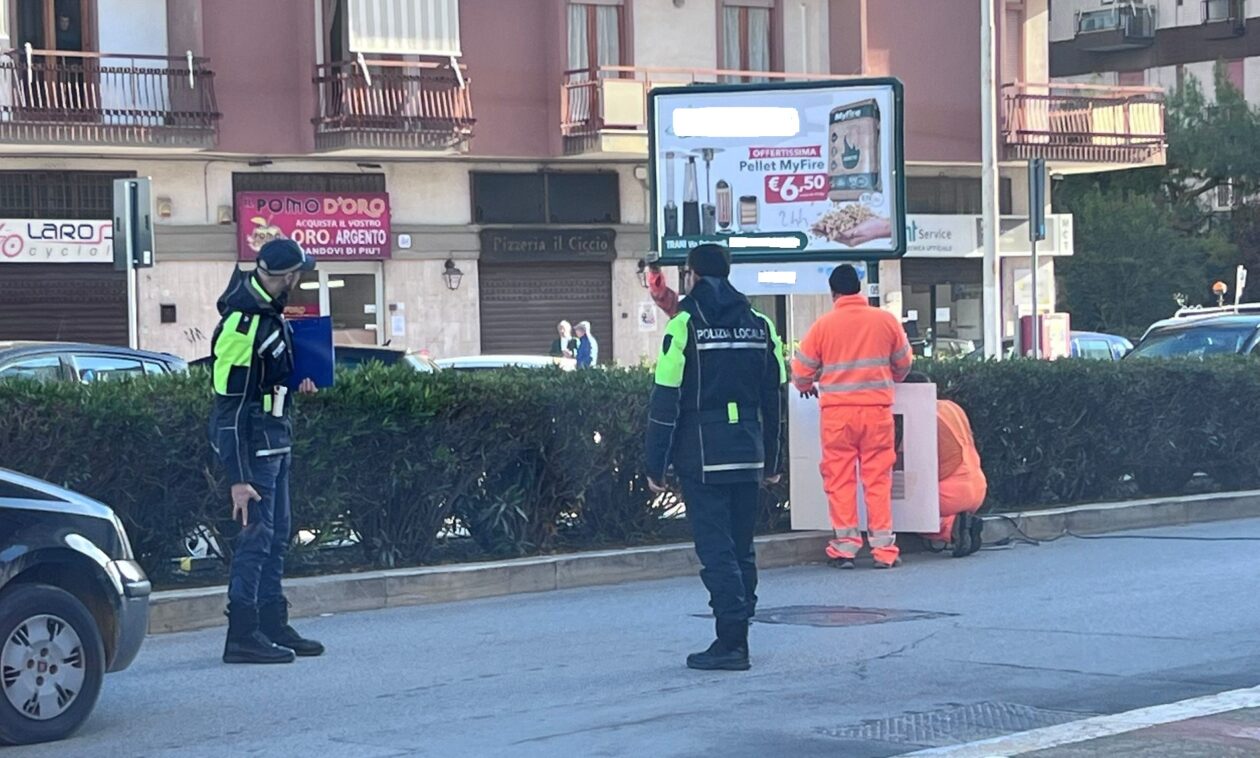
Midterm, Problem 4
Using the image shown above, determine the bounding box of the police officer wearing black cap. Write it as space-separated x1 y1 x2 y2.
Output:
645 243 787 671
209 238 325 664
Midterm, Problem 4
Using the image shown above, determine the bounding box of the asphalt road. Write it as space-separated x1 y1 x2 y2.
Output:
26 518 1260 757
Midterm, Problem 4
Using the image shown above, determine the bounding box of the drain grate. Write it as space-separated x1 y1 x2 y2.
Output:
818 702 1095 747
737 605 957 628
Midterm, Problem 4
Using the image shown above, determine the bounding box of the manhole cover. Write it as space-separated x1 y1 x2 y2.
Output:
818 702 1094 747
751 605 957 628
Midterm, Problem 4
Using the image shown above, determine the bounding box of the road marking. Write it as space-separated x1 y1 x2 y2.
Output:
897 684 1260 757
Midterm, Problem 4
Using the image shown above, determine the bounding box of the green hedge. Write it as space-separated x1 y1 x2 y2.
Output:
1 359 1256 582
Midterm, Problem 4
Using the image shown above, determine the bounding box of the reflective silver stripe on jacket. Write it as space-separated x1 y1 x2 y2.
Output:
819 379 895 393
702 462 764 473
255 447 292 457
890 344 911 362
822 356 893 372
793 351 822 368
696 341 768 351
257 330 281 355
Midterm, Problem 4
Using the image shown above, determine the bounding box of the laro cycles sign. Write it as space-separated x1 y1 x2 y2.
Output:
0 219 114 263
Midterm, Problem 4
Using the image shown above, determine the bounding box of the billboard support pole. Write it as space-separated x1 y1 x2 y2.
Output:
980 0 1002 359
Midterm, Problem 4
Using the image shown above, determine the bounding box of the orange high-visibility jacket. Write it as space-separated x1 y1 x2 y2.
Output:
791 294 913 407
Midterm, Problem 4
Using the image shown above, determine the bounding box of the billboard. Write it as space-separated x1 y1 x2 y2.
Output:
649 79 905 264
236 192 392 261
0 220 113 263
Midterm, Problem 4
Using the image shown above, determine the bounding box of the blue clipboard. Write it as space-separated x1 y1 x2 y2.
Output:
287 317 335 389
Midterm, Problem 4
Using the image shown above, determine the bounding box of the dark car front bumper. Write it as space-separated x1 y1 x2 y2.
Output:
107 560 151 672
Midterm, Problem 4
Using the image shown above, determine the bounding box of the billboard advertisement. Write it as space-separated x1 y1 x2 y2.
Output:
236 192 392 261
649 79 905 264
0 220 114 263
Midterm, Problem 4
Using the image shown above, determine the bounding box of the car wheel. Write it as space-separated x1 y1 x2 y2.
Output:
0 584 105 746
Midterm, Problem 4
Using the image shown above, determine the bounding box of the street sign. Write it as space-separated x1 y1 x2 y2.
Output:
649 78 906 265
1028 158 1046 242
113 177 154 271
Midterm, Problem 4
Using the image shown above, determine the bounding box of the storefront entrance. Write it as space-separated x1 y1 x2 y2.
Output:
288 263 384 346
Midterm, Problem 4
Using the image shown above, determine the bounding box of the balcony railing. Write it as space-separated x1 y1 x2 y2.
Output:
1074 2 1156 50
313 58 473 151
0 49 219 148
561 65 830 153
1002 82 1166 165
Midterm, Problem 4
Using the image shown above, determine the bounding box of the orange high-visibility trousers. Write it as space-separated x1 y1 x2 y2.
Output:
820 406 899 563
924 471 987 542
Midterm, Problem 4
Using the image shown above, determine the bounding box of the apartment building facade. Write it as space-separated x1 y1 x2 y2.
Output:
0 0 1165 362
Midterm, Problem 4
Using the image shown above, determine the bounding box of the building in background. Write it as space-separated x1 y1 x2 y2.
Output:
0 0 1166 363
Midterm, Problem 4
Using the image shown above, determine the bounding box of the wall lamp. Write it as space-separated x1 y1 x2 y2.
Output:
442 259 464 291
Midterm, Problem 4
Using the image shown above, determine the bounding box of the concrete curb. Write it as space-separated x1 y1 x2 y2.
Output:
148 489 1260 635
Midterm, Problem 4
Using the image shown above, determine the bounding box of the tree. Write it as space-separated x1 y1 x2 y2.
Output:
1056 63 1259 329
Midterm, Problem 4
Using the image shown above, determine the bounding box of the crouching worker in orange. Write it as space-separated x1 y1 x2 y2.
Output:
902 372 987 557
791 265 913 569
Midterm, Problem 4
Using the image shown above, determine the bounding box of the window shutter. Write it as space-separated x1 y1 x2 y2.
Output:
348 0 462 57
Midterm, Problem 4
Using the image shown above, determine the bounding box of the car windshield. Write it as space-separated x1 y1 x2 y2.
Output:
1129 324 1258 359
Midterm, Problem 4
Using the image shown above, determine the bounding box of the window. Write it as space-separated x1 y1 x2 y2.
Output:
0 356 64 382
72 354 146 383
1117 70 1145 87
1226 58 1245 93
472 172 620 225
15 0 93 52
0 171 135 219
0 480 62 501
143 361 167 376
722 1 774 81
906 177 1013 215
1076 339 1114 360
568 2 624 76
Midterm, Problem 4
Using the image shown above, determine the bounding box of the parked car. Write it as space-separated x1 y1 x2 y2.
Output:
190 345 441 373
911 337 975 360
0 342 187 383
434 355 577 372
1071 331 1133 360
1127 311 1260 360
0 468 150 745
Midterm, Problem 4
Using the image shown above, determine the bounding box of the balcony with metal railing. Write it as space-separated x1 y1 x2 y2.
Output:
1073 2 1157 52
1002 82 1166 167
0 49 219 149
313 58 473 152
561 65 829 156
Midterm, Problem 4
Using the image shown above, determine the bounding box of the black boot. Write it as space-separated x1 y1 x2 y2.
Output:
223 604 296 664
687 619 750 671
686 639 750 671
260 599 325 657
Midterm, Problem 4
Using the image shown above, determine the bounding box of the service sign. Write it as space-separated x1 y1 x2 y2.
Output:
650 79 905 264
0 219 113 263
236 192 391 262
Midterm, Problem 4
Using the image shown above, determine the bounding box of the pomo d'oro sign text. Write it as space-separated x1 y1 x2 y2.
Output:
236 192 392 261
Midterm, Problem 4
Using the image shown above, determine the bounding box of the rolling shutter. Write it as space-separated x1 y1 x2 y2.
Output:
0 264 127 345
478 262 613 360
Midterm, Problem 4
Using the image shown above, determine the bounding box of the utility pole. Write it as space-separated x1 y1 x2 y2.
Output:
980 0 1002 358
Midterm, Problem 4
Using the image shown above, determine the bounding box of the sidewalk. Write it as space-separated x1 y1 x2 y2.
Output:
902 687 1260 757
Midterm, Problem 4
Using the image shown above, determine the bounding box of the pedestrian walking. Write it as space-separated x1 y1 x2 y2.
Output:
645 243 786 671
791 264 913 569
574 321 599 368
208 239 326 664
550 320 578 359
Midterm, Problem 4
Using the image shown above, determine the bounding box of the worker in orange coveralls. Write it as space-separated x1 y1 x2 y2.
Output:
791 265 913 569
902 372 987 557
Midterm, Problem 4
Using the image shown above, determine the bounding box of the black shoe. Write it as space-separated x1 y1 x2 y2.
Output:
686 640 750 671
829 556 856 570
967 514 984 556
951 514 973 558
260 600 325 657
223 630 297 664
223 604 295 664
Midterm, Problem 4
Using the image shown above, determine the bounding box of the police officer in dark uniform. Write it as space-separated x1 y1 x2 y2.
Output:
645 243 787 671
208 239 325 664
